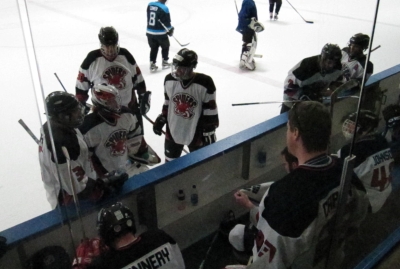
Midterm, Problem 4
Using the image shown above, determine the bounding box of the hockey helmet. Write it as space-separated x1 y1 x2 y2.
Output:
97 202 136 247
45 91 84 128
99 26 120 60
171 49 198 80
382 104 400 129
320 43 341 74
342 109 379 140
91 84 122 124
349 33 370 50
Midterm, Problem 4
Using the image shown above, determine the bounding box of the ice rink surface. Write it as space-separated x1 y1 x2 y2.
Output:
0 0 399 230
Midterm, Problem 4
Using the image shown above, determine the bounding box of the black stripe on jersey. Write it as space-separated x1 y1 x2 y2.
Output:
79 113 104 135
80 49 103 70
164 73 217 94
119 48 137 66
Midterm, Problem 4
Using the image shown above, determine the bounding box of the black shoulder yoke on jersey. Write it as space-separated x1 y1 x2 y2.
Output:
339 134 390 167
43 122 80 164
342 47 374 74
261 156 362 238
80 48 137 70
165 73 216 94
292 55 321 81
87 229 177 269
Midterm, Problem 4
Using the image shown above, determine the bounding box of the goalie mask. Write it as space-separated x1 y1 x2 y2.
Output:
342 110 379 140
46 91 84 128
91 84 122 125
97 202 136 247
99 26 120 61
171 48 198 80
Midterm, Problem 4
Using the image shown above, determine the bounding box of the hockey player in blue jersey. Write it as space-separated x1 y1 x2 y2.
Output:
146 0 174 72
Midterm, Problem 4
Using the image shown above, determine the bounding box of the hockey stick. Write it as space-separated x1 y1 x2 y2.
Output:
234 0 239 15
158 20 190 47
18 119 40 144
371 45 381 52
61 146 87 239
198 231 220 269
54 73 68 92
143 115 189 154
253 54 263 58
285 0 314 24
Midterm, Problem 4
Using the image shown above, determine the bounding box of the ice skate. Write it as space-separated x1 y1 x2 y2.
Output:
270 12 273 20
274 14 278 20
150 61 158 72
162 60 171 69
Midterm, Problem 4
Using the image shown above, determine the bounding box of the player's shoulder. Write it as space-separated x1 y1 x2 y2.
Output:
148 1 169 13
140 229 177 245
79 113 104 135
118 48 137 65
193 73 216 91
81 49 103 69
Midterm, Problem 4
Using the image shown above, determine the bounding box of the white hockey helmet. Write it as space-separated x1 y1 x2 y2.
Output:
91 84 122 117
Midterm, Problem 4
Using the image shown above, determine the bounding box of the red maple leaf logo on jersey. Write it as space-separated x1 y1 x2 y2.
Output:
172 93 198 119
102 65 128 90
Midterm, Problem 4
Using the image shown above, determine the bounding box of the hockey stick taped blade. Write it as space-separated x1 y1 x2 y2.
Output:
253 54 263 58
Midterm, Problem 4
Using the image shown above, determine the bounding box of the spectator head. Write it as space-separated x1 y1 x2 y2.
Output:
287 101 331 154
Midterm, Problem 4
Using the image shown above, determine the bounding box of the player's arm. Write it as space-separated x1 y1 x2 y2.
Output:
200 78 218 145
153 80 170 136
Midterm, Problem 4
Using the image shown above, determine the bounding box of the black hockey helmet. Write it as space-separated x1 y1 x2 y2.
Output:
98 26 119 46
321 43 342 61
173 48 198 69
382 104 400 128
97 202 136 247
342 109 379 139
45 91 84 128
349 33 370 50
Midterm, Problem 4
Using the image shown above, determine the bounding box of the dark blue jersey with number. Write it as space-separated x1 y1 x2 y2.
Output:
146 1 172 37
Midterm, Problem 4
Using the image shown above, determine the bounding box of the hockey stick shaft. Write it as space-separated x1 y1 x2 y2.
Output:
61 146 87 239
371 45 381 52
285 0 314 24
143 115 189 154
232 100 301 106
158 20 189 47
18 119 40 144
54 73 68 92
234 0 239 14
198 231 219 269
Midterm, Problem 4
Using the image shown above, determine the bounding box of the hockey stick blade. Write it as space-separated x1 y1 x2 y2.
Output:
18 119 40 144
285 0 314 24
158 19 189 47
253 54 263 58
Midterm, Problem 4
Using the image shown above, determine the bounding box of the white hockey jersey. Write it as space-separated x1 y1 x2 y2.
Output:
341 47 374 83
39 123 95 209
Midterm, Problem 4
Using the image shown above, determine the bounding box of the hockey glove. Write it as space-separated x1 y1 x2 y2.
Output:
105 172 129 189
382 104 400 128
202 130 216 146
139 91 152 115
153 114 167 136
167 27 174 36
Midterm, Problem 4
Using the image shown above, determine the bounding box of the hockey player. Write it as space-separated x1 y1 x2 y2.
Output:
227 101 368 269
146 0 174 72
76 26 156 164
79 84 154 179
87 202 185 269
281 43 343 113
153 48 219 161
236 0 264 71
382 104 400 191
39 92 128 209
338 110 393 213
269 0 282 20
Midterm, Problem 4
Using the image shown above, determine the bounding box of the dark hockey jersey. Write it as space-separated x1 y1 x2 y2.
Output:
146 1 172 37
87 229 185 269
236 0 258 33
338 134 393 213
251 155 368 269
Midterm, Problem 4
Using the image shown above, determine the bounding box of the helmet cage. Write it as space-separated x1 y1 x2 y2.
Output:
342 118 357 140
91 84 122 114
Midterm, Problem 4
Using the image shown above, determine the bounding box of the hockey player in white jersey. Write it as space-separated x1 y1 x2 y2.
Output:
153 48 219 162
75 27 156 163
39 92 128 209
79 84 153 178
338 110 393 213
87 202 185 269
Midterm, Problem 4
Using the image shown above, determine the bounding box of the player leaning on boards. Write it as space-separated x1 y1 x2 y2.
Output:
225 101 368 269
153 48 219 162
338 110 393 213
236 0 264 71
78 84 151 179
39 92 128 209
87 202 185 269
146 0 174 72
75 26 157 164
281 43 343 113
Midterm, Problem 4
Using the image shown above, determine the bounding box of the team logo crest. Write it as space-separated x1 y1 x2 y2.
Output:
105 130 128 156
172 93 198 119
102 65 128 90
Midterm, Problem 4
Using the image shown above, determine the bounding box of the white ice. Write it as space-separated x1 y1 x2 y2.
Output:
1 0 399 231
